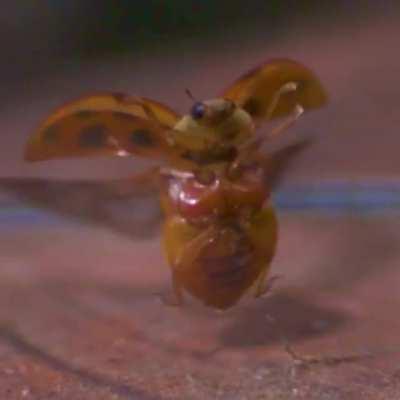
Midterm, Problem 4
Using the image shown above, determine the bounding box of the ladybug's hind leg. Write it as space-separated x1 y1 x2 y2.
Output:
254 271 282 298
161 272 185 307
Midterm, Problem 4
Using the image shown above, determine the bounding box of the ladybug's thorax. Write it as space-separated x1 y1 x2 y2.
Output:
160 164 268 223
170 98 254 165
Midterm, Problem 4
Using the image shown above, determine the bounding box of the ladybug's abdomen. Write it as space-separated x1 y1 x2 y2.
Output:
163 205 278 309
177 224 259 308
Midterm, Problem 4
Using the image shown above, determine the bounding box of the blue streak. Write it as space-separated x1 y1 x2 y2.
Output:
2 182 400 225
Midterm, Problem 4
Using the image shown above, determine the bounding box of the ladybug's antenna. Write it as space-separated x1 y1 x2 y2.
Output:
185 88 197 103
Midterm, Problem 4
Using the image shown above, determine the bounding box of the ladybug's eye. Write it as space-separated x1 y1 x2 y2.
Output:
190 102 206 119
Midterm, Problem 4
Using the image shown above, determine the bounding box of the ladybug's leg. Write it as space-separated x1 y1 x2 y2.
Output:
174 225 218 271
254 266 268 298
231 103 304 173
245 206 278 299
254 270 281 298
172 272 184 305
162 271 185 307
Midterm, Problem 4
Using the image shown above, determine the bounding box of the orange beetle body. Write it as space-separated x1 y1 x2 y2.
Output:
161 164 277 309
24 59 327 309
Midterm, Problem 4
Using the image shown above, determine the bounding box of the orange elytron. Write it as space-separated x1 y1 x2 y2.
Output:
25 59 327 309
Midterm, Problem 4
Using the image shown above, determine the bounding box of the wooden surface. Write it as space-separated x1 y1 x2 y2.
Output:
1 213 400 399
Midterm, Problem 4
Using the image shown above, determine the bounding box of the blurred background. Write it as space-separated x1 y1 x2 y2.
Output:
1 2 400 399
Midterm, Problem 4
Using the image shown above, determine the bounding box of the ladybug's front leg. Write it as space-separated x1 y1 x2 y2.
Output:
162 271 185 307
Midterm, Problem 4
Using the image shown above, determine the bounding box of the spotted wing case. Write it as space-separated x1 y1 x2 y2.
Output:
222 59 327 122
25 93 180 161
